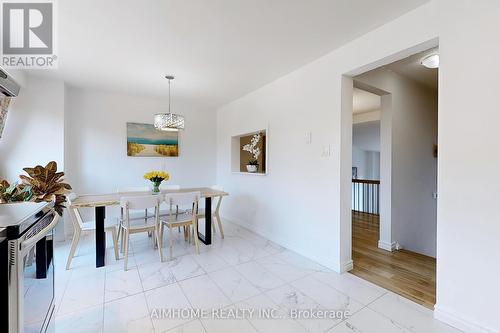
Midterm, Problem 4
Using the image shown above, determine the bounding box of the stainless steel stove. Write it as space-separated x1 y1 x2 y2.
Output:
0 202 59 333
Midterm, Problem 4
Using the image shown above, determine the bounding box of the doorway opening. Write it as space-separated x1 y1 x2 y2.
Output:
348 47 439 309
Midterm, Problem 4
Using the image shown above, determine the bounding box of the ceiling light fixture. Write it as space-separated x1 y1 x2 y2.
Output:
154 75 185 131
421 54 439 69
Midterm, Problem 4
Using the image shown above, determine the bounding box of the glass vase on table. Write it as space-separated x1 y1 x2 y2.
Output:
152 181 161 194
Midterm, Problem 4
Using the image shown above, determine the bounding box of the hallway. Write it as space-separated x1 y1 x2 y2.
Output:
350 212 436 309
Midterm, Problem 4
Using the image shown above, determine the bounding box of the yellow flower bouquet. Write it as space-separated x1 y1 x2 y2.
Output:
143 171 169 193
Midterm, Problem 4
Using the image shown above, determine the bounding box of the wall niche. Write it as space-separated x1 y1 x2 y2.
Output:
231 129 267 175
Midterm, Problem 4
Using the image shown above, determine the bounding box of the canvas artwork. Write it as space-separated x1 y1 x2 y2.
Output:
126 122 179 157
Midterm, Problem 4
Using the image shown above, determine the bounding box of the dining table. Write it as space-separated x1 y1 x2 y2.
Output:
70 187 229 268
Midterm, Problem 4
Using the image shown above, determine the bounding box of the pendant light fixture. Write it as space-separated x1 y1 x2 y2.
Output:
154 75 185 131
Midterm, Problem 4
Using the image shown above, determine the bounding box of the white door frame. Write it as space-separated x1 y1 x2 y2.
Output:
338 38 439 272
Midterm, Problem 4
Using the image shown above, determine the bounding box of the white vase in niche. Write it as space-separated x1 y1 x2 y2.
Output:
246 165 258 173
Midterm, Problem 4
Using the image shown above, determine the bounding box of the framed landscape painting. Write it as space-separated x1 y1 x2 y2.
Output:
126 122 179 157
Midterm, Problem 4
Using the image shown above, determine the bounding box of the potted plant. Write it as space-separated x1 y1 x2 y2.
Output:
0 161 72 216
0 180 32 203
242 133 262 173
246 159 259 173
144 171 169 194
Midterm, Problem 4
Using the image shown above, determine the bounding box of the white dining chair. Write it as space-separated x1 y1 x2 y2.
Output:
120 195 162 270
66 193 119 270
160 192 201 260
159 184 181 215
117 186 152 242
197 185 225 239
158 184 183 231
116 186 150 221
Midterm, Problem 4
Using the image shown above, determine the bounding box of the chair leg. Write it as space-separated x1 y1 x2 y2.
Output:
169 226 174 260
123 230 130 271
156 226 163 262
146 209 152 238
160 223 164 244
215 213 224 239
193 222 200 255
65 230 81 270
110 227 119 260
120 225 125 253
117 222 122 241
153 230 159 249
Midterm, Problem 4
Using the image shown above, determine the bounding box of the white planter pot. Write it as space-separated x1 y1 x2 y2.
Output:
246 165 258 173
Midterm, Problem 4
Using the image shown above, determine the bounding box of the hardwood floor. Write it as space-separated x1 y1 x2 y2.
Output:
350 212 436 309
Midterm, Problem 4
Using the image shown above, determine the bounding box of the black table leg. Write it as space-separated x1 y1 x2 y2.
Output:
95 206 106 267
198 197 212 245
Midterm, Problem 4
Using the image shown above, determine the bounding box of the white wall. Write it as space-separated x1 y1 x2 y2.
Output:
0 75 65 180
352 146 367 178
355 69 438 258
352 121 380 152
352 121 380 180
216 2 439 272
64 87 217 222
434 1 500 331
217 1 500 331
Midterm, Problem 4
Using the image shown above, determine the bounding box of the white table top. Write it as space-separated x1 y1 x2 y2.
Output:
71 187 228 208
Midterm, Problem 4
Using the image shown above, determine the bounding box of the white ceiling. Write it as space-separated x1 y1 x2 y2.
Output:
32 0 429 109
353 88 380 114
384 48 438 90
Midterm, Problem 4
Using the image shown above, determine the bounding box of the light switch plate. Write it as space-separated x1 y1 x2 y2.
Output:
305 131 312 144
321 145 332 157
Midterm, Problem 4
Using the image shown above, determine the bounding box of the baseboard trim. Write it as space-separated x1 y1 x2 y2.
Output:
378 240 396 252
340 260 353 273
434 305 494 333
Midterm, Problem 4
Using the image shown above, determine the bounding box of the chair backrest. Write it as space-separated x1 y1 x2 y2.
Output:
160 184 181 190
211 185 223 191
67 192 77 202
117 186 149 193
120 195 160 210
120 195 160 227
164 192 200 213
67 193 84 229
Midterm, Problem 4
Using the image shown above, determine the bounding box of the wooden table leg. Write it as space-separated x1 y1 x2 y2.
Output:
198 197 212 245
95 206 106 267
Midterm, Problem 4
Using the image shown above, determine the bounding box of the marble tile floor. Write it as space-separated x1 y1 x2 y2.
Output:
53 222 462 333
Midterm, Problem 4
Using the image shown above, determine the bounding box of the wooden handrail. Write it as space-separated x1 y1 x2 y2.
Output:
352 179 380 184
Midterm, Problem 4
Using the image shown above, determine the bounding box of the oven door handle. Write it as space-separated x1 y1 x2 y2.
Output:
20 213 60 253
